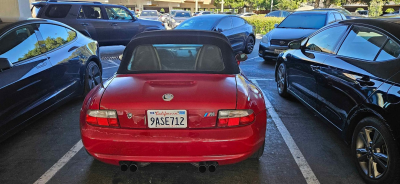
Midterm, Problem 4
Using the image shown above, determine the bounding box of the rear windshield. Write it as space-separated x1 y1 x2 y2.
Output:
278 14 326 29
127 44 225 73
141 11 157 16
175 12 190 17
45 5 71 18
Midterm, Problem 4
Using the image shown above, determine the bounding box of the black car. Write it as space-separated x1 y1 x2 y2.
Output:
31 1 165 46
259 10 346 61
175 15 255 54
275 18 400 184
0 19 101 141
265 10 292 17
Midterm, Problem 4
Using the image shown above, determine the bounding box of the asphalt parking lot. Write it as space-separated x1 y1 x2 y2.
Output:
0 38 366 184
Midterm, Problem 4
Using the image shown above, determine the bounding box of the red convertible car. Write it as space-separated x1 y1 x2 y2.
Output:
80 30 267 173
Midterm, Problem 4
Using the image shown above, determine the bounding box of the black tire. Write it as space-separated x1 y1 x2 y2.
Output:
250 141 265 159
243 36 255 54
351 117 400 184
84 61 101 95
276 62 289 97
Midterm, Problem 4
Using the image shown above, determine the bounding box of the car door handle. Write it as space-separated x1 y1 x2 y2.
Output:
310 65 320 72
356 77 375 86
68 46 79 52
81 23 89 26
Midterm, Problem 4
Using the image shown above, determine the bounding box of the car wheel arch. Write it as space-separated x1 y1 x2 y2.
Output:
80 56 102 89
345 105 394 144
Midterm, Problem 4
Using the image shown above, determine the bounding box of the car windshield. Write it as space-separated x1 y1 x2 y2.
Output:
127 44 224 72
141 11 157 17
278 14 326 29
171 11 177 16
175 17 216 30
175 12 190 17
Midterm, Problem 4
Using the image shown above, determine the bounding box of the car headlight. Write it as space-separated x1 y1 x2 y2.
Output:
262 34 270 43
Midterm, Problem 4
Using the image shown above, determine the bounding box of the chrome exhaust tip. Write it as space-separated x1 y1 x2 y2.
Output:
208 164 217 172
120 163 129 171
129 163 138 172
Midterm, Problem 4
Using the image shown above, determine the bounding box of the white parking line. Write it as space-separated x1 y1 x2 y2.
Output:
108 60 120 67
33 140 83 184
251 79 320 184
103 66 118 70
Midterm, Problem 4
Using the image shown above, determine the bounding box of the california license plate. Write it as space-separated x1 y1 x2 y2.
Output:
274 49 285 54
147 110 187 128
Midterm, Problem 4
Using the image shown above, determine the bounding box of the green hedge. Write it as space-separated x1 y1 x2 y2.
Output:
243 15 284 35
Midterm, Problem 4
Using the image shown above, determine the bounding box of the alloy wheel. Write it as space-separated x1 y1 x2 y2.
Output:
277 64 285 93
356 126 389 179
247 37 254 53
87 64 101 90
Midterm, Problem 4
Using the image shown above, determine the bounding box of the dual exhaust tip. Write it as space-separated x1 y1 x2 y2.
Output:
198 162 218 173
120 161 218 173
120 162 138 172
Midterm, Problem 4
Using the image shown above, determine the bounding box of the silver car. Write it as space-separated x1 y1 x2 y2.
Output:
139 10 160 21
170 11 191 28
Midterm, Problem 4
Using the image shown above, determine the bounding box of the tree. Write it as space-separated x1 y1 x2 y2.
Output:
386 8 395 13
276 0 306 10
160 8 165 13
369 0 384 17
356 8 365 11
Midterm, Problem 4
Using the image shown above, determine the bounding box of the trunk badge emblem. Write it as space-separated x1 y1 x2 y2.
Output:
127 113 132 119
162 93 174 101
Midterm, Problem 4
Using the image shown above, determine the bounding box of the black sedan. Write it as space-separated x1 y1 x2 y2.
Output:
0 19 101 141
175 14 255 54
259 10 346 61
275 18 400 184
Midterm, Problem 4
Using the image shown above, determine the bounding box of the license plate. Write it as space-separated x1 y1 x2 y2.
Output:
147 110 187 128
274 49 285 54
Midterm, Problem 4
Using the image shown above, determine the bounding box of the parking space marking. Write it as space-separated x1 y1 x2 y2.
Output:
108 60 120 67
251 79 320 184
103 66 119 70
33 140 83 184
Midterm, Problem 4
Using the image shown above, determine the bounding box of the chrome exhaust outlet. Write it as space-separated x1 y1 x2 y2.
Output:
120 162 130 172
208 164 217 172
129 163 138 172
198 162 207 173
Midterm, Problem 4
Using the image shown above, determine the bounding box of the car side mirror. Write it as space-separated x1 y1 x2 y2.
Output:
274 23 278 28
288 40 302 49
215 28 223 33
235 53 248 63
119 54 123 61
0 58 12 72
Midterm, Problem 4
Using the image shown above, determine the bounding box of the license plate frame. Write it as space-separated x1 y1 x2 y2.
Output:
147 110 187 128
274 49 286 54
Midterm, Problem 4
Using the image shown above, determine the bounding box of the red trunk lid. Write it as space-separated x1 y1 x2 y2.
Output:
100 73 237 128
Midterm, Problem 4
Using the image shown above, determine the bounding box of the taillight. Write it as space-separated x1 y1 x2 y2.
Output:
217 110 255 127
86 110 119 127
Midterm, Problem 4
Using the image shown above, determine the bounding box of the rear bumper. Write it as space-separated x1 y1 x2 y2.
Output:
81 110 266 166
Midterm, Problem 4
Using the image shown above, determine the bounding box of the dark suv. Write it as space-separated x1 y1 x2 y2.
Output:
32 1 165 46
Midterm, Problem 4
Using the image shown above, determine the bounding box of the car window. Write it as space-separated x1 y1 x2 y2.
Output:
127 44 224 72
38 24 76 52
0 24 43 63
334 13 342 21
376 39 400 61
306 26 348 54
340 14 346 20
267 11 280 17
176 17 217 30
232 17 245 28
327 13 335 23
278 14 326 29
338 26 387 61
216 17 232 31
141 11 157 17
31 5 41 18
105 7 132 20
44 4 71 18
282 11 291 17
203 12 211 14
79 6 102 19
175 12 191 17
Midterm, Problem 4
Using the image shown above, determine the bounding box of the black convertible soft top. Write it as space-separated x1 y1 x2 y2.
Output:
117 30 240 74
